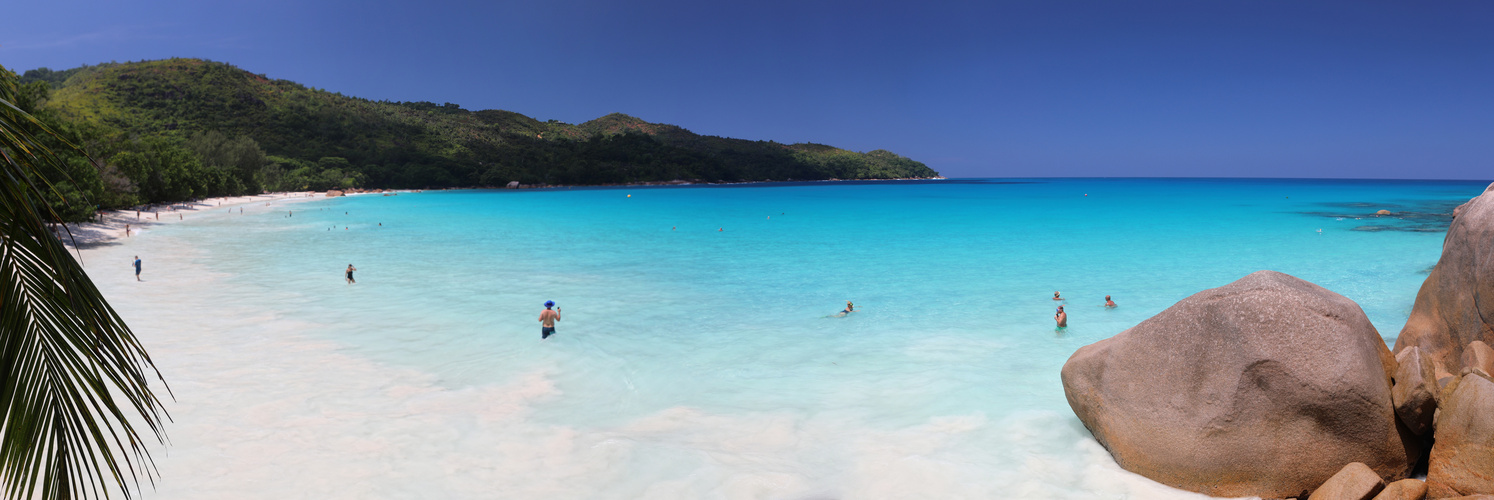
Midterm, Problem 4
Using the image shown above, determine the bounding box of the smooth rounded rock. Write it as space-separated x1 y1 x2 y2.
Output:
1392 346 1438 436
1427 374 1494 498
1308 462 1385 500
1464 341 1494 378
1395 182 1494 374
1062 271 1416 498
1370 478 1427 500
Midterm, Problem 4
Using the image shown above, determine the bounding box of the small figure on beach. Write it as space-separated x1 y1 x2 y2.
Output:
345 264 357 284
1104 295 1117 308
125 224 131 237
1053 291 1063 300
1055 305 1067 328
539 301 562 339
133 256 142 281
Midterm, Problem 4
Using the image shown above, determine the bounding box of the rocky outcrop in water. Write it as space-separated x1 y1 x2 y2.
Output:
1061 271 1416 499
1395 182 1494 375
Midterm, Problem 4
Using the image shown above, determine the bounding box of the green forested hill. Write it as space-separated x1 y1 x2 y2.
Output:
15 58 935 213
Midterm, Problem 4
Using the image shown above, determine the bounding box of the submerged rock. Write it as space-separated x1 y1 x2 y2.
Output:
1307 462 1384 500
1061 271 1415 499
1395 182 1494 373
1427 374 1494 498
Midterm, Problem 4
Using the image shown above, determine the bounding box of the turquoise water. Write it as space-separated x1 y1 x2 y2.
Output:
86 178 1486 499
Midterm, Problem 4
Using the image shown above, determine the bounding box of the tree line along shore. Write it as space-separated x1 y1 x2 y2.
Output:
7 59 938 223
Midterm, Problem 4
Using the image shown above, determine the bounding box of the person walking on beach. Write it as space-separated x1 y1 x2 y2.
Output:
539 301 561 339
1104 295 1117 308
345 264 357 284
1055 305 1067 328
132 256 142 281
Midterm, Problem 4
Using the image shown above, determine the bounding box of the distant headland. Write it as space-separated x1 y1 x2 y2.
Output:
10 58 938 222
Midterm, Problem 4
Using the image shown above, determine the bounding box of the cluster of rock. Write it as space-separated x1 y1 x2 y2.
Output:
324 188 398 197
1061 182 1494 499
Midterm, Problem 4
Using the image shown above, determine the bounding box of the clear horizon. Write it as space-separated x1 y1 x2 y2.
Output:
4 0 1492 180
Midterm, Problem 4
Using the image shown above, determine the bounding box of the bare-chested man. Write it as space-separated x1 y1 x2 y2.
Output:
539 300 562 339
1055 305 1067 328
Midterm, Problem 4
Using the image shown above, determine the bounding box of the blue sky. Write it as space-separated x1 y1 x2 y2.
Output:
4 0 1492 179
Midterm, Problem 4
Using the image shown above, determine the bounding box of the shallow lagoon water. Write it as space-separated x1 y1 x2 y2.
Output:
85 178 1486 499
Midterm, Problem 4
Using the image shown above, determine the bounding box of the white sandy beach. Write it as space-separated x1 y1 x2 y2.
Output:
58 192 326 249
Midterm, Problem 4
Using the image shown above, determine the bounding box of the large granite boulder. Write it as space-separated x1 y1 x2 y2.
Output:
1062 271 1416 498
1395 183 1494 373
1427 373 1494 498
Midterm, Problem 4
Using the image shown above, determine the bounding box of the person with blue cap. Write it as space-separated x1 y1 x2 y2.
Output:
539 300 562 339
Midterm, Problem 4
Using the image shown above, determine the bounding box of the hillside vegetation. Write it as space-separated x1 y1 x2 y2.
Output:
9 58 936 220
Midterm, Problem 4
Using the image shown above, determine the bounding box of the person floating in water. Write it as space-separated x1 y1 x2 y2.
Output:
833 301 856 317
133 256 142 281
1104 295 1117 308
1055 305 1067 328
539 301 562 339
1053 291 1063 300
345 264 357 284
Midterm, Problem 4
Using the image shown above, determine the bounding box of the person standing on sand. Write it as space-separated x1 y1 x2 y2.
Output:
539 301 562 339
1055 305 1067 328
1104 295 1116 308
345 264 357 284
133 256 142 281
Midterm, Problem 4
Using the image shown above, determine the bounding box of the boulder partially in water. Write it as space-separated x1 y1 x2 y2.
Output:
1061 271 1416 499
1395 182 1494 374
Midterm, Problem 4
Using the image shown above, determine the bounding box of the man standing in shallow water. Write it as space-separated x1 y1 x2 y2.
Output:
1055 305 1067 328
539 301 561 339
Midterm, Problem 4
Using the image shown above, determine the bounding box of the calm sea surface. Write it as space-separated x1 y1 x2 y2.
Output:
85 178 1487 499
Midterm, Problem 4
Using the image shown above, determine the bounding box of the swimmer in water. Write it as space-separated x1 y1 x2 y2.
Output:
840 301 855 316
1055 305 1067 328
1104 295 1116 308
346 264 357 284
1053 291 1063 300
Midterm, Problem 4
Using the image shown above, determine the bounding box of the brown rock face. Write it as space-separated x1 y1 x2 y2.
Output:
1308 462 1385 500
1061 271 1415 498
1394 183 1494 372
1427 374 1494 498
1464 341 1494 378
1370 478 1427 500
1392 346 1438 436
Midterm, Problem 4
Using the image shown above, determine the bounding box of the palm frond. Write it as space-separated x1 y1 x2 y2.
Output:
0 66 169 500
